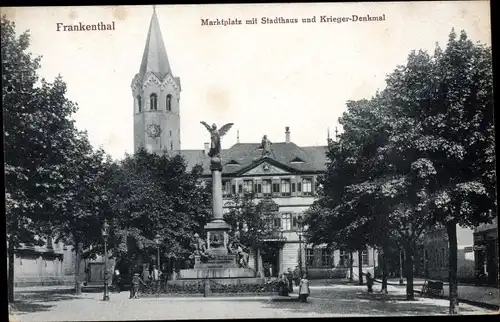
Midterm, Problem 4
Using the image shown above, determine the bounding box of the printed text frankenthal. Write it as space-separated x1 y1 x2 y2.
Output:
200 14 386 26
56 22 115 31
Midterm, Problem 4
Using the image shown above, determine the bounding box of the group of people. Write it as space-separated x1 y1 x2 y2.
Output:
112 265 163 299
277 267 311 302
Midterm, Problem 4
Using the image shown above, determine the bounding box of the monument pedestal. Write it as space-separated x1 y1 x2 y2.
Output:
172 152 266 294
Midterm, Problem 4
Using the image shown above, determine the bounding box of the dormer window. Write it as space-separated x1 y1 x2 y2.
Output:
290 157 305 164
227 160 240 166
150 93 158 111
137 95 142 112
166 94 172 111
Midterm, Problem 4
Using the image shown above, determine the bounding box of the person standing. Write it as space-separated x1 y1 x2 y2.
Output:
151 265 161 292
365 272 374 293
286 268 294 293
113 269 121 293
278 274 289 296
293 266 300 286
131 273 146 299
298 274 311 303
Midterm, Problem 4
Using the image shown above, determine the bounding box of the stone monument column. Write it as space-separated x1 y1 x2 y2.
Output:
211 159 224 221
199 121 234 257
204 158 231 256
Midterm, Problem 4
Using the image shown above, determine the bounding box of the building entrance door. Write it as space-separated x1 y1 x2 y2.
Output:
261 244 280 278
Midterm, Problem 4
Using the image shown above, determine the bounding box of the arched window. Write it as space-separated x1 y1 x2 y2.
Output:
137 95 142 112
150 93 158 111
170 141 173 150
166 94 172 111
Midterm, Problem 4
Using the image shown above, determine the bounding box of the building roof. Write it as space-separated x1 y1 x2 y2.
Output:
179 142 328 176
138 8 172 80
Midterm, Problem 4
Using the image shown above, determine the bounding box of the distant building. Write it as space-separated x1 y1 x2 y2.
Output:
8 237 80 287
416 224 476 282
473 217 498 286
132 9 378 278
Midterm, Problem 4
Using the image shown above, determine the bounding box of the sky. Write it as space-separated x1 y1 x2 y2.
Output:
3 2 491 160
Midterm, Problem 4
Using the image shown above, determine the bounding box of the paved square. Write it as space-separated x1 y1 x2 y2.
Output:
10 283 495 321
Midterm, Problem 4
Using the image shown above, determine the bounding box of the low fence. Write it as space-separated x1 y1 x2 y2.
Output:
138 279 280 297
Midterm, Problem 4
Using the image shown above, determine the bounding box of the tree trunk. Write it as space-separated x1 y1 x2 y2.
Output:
8 242 15 302
447 222 459 314
404 246 415 301
349 252 354 283
358 250 364 285
381 247 388 293
74 241 82 295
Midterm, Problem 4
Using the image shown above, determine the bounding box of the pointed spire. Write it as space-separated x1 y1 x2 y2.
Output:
139 7 172 80
335 126 339 141
327 127 331 142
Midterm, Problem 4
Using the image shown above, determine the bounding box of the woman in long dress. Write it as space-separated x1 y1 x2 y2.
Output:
298 274 311 302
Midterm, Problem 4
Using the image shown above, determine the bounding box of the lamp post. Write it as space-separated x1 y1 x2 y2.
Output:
297 215 304 278
101 219 110 301
154 234 161 294
399 249 404 285
154 234 161 270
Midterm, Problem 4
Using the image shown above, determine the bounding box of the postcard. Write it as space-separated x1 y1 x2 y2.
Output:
3 2 497 321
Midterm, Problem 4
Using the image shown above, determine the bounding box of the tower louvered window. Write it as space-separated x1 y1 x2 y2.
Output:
166 94 172 111
150 93 158 111
137 95 142 112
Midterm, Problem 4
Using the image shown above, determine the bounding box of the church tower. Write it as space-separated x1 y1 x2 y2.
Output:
131 8 181 154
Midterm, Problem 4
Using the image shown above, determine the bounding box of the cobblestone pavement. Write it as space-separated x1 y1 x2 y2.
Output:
9 283 495 321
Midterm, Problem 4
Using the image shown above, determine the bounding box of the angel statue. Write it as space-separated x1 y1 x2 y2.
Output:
200 122 234 158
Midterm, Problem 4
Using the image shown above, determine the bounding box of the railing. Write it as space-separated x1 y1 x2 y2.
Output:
139 278 281 297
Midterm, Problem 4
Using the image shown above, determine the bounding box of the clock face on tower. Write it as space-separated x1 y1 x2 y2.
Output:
146 124 162 139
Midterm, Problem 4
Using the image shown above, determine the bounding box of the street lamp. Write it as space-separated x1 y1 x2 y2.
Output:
154 234 161 269
399 249 404 285
154 233 161 294
101 219 110 301
297 215 304 277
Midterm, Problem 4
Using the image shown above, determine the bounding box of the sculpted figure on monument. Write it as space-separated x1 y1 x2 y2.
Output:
210 232 224 248
260 135 272 157
228 231 249 268
200 121 234 159
192 233 211 262
237 245 250 268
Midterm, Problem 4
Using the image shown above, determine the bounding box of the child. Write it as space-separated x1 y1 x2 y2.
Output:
131 273 146 299
298 274 311 303
365 272 374 293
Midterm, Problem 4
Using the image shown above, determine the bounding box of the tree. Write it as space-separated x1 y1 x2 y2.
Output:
110 149 212 273
2 15 89 301
48 136 117 294
419 30 495 314
310 29 494 308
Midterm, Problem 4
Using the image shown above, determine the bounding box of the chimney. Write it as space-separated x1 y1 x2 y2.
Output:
204 142 209 154
285 126 290 143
